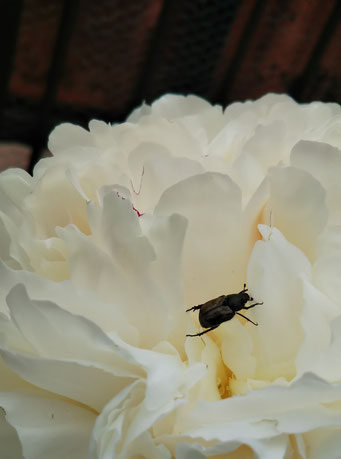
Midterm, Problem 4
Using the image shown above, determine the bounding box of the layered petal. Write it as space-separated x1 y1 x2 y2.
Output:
1 94 340 458
291 141 341 225
0 391 95 459
175 374 341 448
155 172 246 306
268 165 328 261
247 226 311 382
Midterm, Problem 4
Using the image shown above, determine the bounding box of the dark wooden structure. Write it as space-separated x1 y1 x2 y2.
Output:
0 0 340 172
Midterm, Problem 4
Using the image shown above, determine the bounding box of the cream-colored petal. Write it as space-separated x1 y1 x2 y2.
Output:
268 165 328 261
0 391 95 459
304 427 341 459
177 373 341 439
113 116 202 163
5 284 139 376
0 260 138 344
173 435 289 459
62 191 188 348
301 315 341 382
141 213 188 351
90 380 181 459
24 164 90 239
128 143 204 213
48 123 93 154
221 318 256 382
155 172 246 307
0 408 23 459
0 352 35 391
247 226 311 381
316 225 341 259
126 431 172 459
291 141 341 225
313 255 341 310
0 350 131 412
0 284 141 410
0 168 32 218
89 341 205 457
127 94 214 123
296 280 338 378
233 121 289 198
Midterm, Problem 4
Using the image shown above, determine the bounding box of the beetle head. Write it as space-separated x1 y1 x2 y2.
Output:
240 292 252 303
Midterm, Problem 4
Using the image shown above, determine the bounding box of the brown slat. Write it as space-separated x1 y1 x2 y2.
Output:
141 0 240 102
57 0 162 113
290 0 341 102
211 0 258 99
9 0 62 100
223 0 338 102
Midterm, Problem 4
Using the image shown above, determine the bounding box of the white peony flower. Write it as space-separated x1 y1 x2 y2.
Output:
1 93 341 458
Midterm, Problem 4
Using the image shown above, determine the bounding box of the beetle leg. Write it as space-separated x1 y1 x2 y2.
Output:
186 325 219 337
236 313 258 326
186 305 201 312
243 302 263 310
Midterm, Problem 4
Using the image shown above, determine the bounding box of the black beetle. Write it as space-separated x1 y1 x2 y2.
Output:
186 284 263 337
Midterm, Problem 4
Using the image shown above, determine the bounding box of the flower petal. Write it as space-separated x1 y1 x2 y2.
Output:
48 123 93 154
0 407 23 459
169 435 289 459
0 260 138 344
221 318 256 382
90 381 181 459
1 284 141 410
128 143 204 213
127 94 214 122
301 315 341 382
313 255 341 308
0 350 131 412
296 279 338 378
177 373 341 439
247 226 311 381
291 141 341 225
5 284 138 376
268 165 327 260
304 428 341 459
62 191 188 347
155 172 245 306
0 391 95 459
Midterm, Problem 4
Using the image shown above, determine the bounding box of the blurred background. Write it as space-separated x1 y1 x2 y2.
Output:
0 0 340 173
